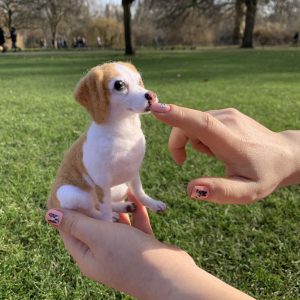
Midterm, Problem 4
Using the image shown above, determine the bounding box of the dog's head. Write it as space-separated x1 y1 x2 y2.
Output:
74 62 158 124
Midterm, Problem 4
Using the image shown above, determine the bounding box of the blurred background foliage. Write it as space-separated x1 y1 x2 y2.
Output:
1 0 300 52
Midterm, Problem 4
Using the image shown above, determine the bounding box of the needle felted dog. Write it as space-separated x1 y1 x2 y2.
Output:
48 62 167 221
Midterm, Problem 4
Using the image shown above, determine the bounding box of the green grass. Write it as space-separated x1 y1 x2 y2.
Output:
0 48 300 299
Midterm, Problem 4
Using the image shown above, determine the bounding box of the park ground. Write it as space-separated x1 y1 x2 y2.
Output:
0 48 300 299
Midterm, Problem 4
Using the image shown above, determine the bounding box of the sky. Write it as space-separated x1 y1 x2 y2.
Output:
93 0 139 15
96 0 122 5
91 0 122 15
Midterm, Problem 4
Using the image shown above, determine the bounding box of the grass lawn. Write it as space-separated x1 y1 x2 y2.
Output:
0 48 300 299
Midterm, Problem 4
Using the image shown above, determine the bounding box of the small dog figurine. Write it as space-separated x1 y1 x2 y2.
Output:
48 62 167 221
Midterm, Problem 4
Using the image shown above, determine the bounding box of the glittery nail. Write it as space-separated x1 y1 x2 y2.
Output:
191 186 209 199
151 103 171 113
45 209 63 226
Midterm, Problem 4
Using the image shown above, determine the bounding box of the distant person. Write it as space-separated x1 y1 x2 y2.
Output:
40 38 47 48
10 27 20 52
0 27 8 53
293 32 299 46
75 36 87 48
72 37 77 48
57 38 63 49
63 39 68 49
82 37 87 48
97 36 102 48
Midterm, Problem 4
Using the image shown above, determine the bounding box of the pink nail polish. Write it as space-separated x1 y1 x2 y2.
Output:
151 103 171 113
191 186 209 199
45 209 63 226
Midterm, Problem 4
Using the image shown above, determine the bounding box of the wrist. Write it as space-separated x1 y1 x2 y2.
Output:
142 245 254 300
141 246 201 300
278 130 300 187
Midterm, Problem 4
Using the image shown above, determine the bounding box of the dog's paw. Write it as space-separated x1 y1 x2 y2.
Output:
112 201 137 213
92 211 118 222
147 200 167 213
112 212 120 222
126 202 137 213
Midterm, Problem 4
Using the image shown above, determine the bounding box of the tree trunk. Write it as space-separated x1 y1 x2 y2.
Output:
8 8 13 31
51 27 57 48
51 31 57 49
122 0 134 55
241 0 257 48
232 0 245 45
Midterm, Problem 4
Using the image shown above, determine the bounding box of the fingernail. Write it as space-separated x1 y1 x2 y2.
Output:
45 209 63 226
191 186 209 199
151 103 171 113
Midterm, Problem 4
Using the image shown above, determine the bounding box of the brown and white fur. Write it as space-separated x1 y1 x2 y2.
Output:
48 62 166 221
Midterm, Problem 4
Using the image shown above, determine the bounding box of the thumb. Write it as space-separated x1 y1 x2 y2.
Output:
45 208 98 245
187 177 259 204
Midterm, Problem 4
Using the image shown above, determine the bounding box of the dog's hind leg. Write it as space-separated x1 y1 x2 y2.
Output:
56 184 100 218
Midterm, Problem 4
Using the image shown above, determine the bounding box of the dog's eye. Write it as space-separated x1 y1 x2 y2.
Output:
114 80 126 91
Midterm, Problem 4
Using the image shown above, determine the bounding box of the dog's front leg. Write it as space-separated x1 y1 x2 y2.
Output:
94 185 116 222
129 174 167 213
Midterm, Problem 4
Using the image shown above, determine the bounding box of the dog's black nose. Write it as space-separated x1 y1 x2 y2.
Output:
145 92 152 101
145 92 156 101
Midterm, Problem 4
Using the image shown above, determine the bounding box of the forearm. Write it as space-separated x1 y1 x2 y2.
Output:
134 245 254 300
279 130 300 187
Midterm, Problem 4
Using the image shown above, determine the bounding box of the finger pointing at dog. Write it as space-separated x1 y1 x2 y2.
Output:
150 103 292 205
151 103 237 152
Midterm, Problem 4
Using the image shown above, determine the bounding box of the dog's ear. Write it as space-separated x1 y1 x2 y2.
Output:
74 67 109 124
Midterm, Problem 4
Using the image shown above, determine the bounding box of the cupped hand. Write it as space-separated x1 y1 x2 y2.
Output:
45 192 198 299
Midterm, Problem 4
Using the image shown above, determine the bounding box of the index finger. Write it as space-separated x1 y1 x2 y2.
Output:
151 104 237 153
127 191 154 236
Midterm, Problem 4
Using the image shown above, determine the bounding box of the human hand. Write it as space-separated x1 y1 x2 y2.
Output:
151 103 300 204
45 205 254 300
115 191 154 235
45 192 154 281
45 193 201 299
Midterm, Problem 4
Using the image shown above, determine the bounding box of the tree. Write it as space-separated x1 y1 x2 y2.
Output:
87 16 123 48
0 0 16 30
241 0 257 48
0 0 33 30
37 0 86 48
142 0 228 46
122 0 135 55
232 0 245 45
148 0 224 24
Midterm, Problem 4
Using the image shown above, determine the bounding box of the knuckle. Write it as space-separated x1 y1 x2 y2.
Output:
177 107 185 125
168 128 177 147
225 107 239 116
65 216 79 236
219 181 232 200
221 108 240 124
168 140 175 152
203 112 215 131
237 137 248 154
215 180 256 204
240 193 257 204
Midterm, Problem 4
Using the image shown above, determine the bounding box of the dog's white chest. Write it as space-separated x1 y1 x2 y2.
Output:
83 120 145 187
